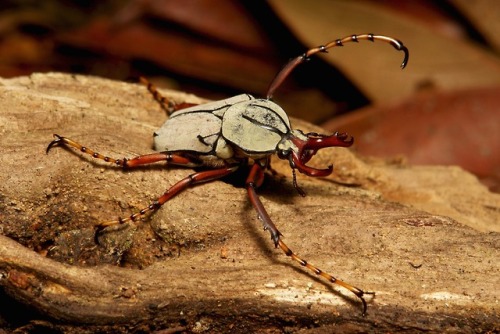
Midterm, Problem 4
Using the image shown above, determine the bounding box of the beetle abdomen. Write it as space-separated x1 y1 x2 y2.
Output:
153 94 254 157
154 112 221 154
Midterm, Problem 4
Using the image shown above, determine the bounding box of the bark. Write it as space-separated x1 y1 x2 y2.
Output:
0 73 498 333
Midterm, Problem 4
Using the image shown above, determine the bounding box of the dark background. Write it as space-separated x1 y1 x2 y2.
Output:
1 0 499 191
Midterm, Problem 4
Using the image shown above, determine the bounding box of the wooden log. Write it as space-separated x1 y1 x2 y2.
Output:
0 73 498 333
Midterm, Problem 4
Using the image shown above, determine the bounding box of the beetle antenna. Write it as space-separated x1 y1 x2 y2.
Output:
266 33 409 99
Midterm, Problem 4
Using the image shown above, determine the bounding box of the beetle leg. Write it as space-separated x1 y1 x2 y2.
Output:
246 163 283 246
266 33 409 98
46 134 201 168
46 134 238 233
277 239 375 316
246 163 374 315
98 166 238 229
140 77 199 116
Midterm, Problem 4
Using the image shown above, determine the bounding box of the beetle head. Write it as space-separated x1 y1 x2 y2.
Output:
277 129 353 177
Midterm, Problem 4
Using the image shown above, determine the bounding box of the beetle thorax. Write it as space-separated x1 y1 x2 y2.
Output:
277 129 307 154
221 99 291 158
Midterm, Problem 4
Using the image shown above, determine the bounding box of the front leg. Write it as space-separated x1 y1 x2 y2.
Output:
246 162 282 246
245 163 374 315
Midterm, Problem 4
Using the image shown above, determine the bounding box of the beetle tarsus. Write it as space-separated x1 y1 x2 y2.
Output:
266 33 409 98
46 134 64 153
276 238 372 316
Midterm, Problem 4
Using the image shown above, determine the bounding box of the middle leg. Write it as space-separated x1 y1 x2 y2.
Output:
98 165 238 229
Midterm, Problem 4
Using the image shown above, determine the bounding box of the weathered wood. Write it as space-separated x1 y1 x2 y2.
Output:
0 73 498 333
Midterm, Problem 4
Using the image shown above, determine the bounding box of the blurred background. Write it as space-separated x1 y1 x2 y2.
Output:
0 0 499 192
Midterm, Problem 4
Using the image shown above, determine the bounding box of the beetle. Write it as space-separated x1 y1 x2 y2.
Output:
47 33 408 315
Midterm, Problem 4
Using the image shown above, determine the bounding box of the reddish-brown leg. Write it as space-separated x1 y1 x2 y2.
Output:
47 134 200 168
46 134 238 228
246 163 374 315
99 165 238 228
246 162 282 245
266 33 409 99
140 77 199 116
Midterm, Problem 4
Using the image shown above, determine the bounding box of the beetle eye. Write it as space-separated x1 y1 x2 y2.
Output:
277 150 288 159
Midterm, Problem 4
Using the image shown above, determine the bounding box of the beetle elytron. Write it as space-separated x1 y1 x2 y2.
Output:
47 34 408 315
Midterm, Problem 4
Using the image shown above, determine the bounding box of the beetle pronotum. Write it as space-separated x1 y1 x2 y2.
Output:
47 33 408 315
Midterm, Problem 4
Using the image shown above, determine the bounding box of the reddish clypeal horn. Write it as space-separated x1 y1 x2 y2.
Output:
289 132 354 177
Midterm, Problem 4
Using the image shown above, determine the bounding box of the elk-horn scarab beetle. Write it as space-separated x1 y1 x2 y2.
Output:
47 33 409 315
